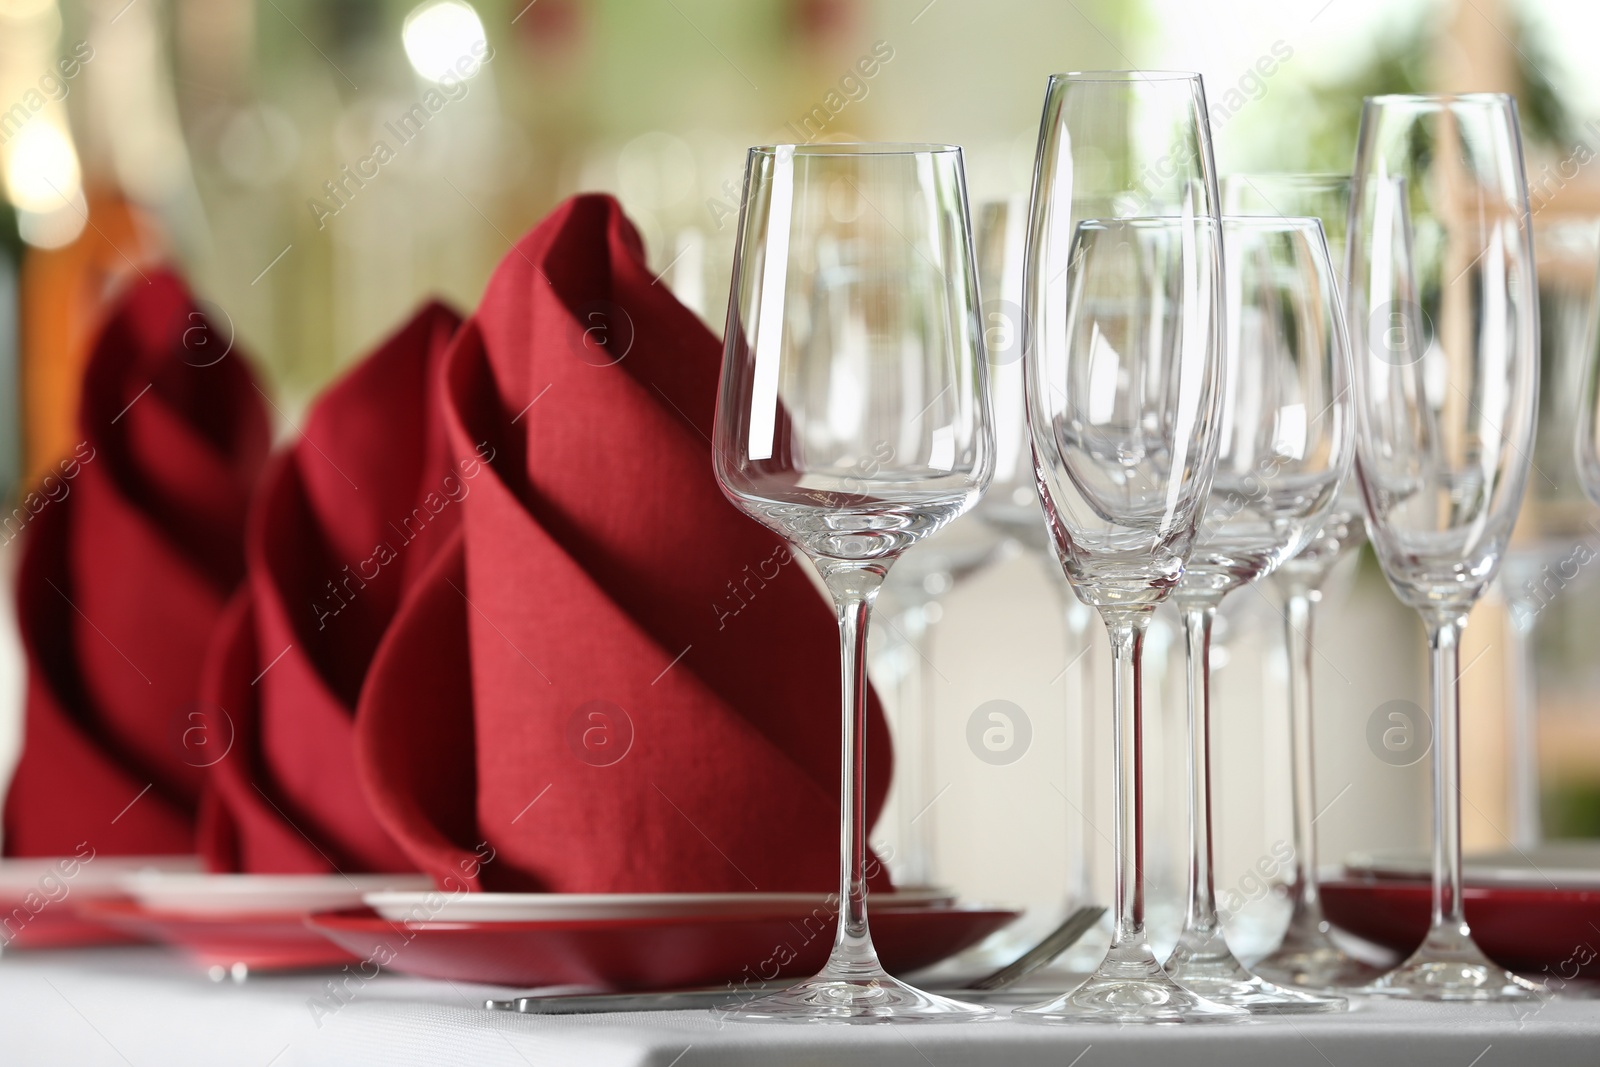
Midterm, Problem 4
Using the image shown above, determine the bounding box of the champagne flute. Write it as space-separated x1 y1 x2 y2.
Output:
1224 173 1379 989
713 143 993 1022
1347 93 1539 1001
1161 217 1354 1013
1014 71 1239 1025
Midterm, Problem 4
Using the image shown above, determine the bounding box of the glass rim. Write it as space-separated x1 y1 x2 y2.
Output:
746 142 961 157
1073 215 1222 230
1046 69 1202 83
1225 171 1351 186
1222 214 1327 232
1363 91 1515 108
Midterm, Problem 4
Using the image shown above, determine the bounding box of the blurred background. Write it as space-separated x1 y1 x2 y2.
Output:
2 0 1600 950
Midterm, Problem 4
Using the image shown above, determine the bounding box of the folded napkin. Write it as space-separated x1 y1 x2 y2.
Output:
4 271 270 857
199 302 462 874
358 194 892 893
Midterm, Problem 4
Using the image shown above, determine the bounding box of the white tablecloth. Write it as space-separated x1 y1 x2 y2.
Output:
3 947 1596 1066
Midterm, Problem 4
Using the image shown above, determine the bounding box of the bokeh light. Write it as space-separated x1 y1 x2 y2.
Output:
401 0 487 83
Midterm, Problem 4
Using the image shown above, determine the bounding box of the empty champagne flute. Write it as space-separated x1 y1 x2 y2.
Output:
713 143 993 1022
1347 93 1540 1001
1224 173 1379 990
1014 71 1239 1024
1161 217 1354 1014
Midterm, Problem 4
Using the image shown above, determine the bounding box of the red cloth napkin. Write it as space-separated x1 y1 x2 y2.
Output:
358 194 893 893
198 302 462 874
3 271 270 857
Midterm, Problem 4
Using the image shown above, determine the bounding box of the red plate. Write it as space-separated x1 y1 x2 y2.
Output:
78 899 360 972
1321 878 1600 977
308 904 1019 989
0 902 142 951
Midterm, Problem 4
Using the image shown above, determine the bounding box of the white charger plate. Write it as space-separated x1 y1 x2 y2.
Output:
364 885 955 923
121 871 434 916
1345 842 1600 888
0 855 199 899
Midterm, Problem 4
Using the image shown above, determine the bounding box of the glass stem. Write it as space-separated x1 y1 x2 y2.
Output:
1060 589 1097 908
1505 611 1542 849
1178 598 1220 935
819 559 888 975
1283 584 1323 919
1103 608 1152 951
1424 610 1469 937
915 594 943 885
888 600 934 887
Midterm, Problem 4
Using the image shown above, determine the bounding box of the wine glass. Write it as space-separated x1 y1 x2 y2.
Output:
1223 173 1380 990
872 512 1007 888
1347 93 1539 1001
1499 216 1600 847
870 207 1015 895
1578 229 1600 508
712 142 993 1022
1161 216 1354 1014
1014 71 1239 1025
960 196 1107 970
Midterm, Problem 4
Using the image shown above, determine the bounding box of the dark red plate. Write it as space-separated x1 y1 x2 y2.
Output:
1321 878 1600 978
307 904 1019 989
78 899 360 972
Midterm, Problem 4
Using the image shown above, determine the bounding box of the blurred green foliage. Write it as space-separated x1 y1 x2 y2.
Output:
1545 781 1600 838
1259 10 1573 174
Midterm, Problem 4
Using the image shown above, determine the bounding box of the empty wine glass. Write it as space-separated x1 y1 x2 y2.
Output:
1579 232 1600 509
875 200 1019 892
713 143 993 1022
1347 93 1540 1001
1500 217 1600 848
1161 216 1354 1014
977 194 1103 923
1224 173 1380 990
1014 71 1240 1025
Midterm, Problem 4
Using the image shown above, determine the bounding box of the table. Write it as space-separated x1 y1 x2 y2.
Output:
3 947 1596 1066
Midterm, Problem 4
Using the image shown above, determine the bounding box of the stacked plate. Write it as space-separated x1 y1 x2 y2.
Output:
1323 843 1600 978
0 855 198 950
311 888 1018 990
33 866 1018 989
80 872 433 976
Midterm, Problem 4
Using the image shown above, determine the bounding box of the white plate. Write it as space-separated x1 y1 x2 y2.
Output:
121 872 435 916
364 886 957 923
0 855 199 899
1345 842 1600 888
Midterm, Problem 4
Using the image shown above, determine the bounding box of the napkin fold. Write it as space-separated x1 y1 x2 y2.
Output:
359 194 893 893
199 302 463 874
3 271 270 857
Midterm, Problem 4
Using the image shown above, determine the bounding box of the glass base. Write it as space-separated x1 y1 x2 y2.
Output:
722 972 991 1023
1252 912 1382 991
1166 925 1346 1014
1363 924 1538 1002
1013 943 1246 1024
